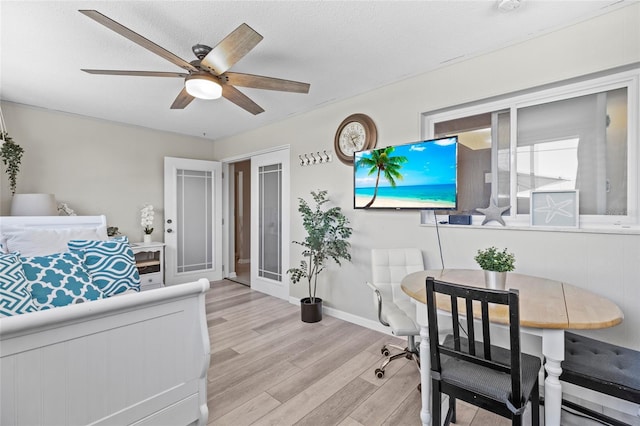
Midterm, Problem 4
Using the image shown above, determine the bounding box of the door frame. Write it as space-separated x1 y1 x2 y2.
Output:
220 145 291 298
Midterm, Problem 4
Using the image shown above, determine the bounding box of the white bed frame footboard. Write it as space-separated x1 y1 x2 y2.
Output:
1 279 211 426
0 213 211 426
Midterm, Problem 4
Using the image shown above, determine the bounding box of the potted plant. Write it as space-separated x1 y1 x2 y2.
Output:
140 203 155 243
288 190 352 323
0 131 24 195
474 246 515 290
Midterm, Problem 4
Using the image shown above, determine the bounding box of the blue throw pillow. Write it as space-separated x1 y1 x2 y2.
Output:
21 252 103 310
0 253 36 316
68 239 141 296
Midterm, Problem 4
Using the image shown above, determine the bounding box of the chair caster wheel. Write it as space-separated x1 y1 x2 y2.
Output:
375 368 384 379
381 347 390 357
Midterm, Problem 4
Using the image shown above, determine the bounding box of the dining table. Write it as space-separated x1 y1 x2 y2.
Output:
401 268 624 426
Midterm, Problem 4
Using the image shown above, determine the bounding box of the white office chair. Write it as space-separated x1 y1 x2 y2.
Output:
366 248 423 378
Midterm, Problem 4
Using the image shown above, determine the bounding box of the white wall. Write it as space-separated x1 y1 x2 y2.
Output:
1 5 638 350
0 102 214 238
212 4 640 349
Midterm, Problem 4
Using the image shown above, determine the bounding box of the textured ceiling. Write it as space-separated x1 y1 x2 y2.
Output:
0 1 634 141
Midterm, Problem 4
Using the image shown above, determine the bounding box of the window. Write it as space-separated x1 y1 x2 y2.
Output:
425 69 638 227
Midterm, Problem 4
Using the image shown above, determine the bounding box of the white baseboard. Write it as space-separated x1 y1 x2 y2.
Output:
288 296 394 336
324 305 393 335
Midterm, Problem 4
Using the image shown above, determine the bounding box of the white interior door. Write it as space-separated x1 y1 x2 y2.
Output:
250 149 290 300
164 157 222 285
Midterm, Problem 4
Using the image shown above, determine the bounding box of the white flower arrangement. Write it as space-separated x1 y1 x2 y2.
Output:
141 204 154 235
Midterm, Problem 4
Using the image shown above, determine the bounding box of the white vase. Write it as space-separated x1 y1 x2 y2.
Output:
484 270 507 290
143 234 152 244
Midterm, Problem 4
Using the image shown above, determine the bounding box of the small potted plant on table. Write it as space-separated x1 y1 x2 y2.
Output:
140 204 155 243
474 246 515 290
288 190 352 323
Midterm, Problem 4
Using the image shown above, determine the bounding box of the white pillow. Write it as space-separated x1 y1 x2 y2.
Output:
2 226 108 257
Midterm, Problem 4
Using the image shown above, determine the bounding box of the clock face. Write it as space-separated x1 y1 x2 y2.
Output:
338 122 367 156
334 114 377 165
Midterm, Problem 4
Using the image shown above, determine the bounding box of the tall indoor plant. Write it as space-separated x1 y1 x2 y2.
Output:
288 190 352 323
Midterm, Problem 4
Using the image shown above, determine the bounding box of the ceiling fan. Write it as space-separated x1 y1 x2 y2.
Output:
79 10 310 115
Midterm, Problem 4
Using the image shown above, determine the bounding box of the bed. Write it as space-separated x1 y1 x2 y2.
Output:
0 215 210 426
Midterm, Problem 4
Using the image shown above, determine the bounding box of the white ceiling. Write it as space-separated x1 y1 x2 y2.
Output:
0 1 635 141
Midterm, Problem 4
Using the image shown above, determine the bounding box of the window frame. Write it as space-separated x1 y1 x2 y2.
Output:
422 68 639 229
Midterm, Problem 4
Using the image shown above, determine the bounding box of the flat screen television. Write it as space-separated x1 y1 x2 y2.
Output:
354 136 458 210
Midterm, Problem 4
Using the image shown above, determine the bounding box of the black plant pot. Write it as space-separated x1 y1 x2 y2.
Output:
300 297 323 323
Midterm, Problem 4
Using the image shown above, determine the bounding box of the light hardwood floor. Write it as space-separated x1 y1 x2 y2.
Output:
205 279 512 426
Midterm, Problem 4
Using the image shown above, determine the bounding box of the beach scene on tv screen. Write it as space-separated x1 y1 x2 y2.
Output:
354 137 457 209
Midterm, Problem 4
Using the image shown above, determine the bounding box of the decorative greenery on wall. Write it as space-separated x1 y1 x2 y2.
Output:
0 131 24 195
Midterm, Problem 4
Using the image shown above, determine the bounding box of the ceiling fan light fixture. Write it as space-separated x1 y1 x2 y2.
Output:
185 74 222 100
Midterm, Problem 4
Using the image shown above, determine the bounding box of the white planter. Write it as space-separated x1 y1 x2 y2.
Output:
143 234 152 244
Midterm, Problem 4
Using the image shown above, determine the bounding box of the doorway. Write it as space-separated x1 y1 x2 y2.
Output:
232 160 251 286
224 147 290 300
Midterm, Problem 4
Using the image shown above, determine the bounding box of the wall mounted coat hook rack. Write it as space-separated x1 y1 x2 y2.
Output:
299 150 333 166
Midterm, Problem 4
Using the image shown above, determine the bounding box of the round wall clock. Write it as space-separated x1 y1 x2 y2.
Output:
334 113 377 165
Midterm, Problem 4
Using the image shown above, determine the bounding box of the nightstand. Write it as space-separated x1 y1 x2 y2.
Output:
131 242 165 291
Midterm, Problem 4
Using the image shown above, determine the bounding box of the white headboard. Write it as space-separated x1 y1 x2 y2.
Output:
0 215 107 230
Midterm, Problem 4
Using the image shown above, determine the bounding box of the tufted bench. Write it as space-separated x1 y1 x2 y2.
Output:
561 332 640 425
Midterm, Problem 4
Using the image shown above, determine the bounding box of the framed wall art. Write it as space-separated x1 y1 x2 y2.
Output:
530 190 579 228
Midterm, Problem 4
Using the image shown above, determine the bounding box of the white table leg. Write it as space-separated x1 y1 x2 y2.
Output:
542 329 565 426
413 302 432 426
420 324 431 426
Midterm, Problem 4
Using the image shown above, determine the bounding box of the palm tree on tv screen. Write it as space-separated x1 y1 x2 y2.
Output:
356 146 408 208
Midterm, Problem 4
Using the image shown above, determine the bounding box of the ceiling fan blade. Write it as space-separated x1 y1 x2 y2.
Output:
222 85 264 115
79 10 197 72
170 87 195 109
223 72 310 93
82 69 188 78
200 23 263 75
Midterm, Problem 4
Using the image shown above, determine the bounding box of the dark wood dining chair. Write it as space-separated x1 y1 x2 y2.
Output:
425 277 541 426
